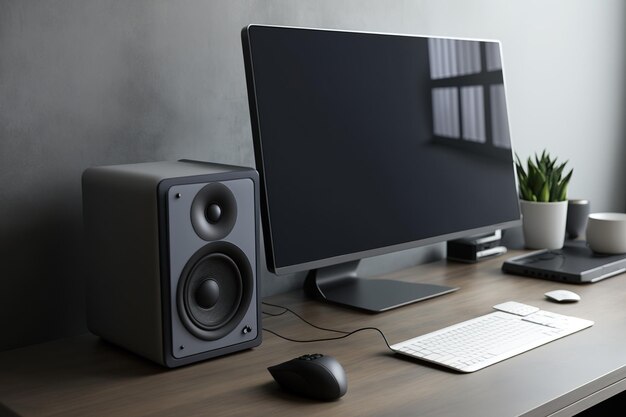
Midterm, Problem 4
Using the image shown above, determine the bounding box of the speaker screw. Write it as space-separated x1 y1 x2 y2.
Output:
242 326 252 334
175 193 182 199
179 345 185 350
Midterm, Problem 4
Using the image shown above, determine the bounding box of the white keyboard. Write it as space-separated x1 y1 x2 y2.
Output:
391 301 594 373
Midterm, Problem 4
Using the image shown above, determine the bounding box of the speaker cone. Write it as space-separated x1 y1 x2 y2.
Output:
177 241 253 341
190 183 237 241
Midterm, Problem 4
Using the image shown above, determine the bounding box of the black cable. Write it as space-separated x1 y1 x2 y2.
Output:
262 309 288 317
262 301 349 334
262 326 394 352
261 301 394 352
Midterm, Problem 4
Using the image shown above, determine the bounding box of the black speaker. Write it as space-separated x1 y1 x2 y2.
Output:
82 160 261 367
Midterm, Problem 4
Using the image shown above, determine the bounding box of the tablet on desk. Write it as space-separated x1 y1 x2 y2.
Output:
502 240 626 283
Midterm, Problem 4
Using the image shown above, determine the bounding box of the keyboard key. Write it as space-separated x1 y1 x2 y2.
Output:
493 301 540 316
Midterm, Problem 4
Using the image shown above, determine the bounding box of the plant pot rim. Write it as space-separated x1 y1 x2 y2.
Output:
520 200 567 205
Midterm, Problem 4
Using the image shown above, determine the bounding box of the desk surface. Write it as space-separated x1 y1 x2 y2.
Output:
2 249 626 417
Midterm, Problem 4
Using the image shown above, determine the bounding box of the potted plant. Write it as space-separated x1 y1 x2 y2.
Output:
515 150 573 250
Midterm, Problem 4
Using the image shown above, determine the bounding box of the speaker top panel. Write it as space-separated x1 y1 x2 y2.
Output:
83 160 257 191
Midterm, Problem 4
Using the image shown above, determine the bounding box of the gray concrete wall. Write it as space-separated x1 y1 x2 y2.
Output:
1 0 624 351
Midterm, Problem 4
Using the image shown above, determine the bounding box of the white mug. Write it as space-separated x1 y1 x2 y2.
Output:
586 212 626 254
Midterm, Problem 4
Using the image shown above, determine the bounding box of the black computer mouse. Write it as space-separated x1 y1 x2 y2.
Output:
268 353 347 401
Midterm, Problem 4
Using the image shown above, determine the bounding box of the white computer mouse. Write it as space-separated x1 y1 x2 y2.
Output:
544 289 581 303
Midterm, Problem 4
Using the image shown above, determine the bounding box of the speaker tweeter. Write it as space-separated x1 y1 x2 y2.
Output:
191 182 238 241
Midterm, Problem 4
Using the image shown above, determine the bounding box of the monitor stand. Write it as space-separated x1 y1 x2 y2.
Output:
304 260 459 313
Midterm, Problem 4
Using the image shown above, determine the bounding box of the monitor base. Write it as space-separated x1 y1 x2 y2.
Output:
304 261 459 313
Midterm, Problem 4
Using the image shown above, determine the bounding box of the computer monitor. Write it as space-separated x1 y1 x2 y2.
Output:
241 24 521 312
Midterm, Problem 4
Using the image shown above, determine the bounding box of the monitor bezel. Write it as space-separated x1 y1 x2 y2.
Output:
242 24 522 275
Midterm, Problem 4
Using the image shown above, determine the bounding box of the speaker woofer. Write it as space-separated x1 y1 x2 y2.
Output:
190 183 237 241
177 241 253 341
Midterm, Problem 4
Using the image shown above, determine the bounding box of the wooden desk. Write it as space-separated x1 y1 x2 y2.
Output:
2 250 626 417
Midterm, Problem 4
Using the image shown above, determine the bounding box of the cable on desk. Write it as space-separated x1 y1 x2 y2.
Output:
261 301 394 352
262 301 349 334
262 309 288 318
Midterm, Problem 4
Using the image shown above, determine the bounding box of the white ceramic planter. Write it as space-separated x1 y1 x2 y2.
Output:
520 200 568 250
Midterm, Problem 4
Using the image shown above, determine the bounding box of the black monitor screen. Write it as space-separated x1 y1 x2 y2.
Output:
243 25 521 274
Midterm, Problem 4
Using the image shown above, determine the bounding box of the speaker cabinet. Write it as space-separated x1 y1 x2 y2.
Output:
82 160 261 367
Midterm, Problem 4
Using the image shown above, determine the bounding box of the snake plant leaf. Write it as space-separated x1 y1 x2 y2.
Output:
539 182 550 202
531 169 547 199
558 183 568 202
519 182 533 201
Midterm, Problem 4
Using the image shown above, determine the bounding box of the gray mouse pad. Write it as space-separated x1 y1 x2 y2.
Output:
501 240 626 283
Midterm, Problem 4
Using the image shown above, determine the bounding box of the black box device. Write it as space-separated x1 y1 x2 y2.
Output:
447 230 507 263
502 240 626 283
